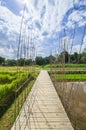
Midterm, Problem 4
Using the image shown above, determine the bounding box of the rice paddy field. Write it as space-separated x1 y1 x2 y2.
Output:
50 64 86 130
0 67 38 105
0 66 39 130
0 64 86 130
48 63 86 71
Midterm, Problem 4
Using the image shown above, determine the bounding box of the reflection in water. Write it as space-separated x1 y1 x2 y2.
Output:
54 81 86 130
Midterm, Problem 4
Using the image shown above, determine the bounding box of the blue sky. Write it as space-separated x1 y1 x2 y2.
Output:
0 0 86 59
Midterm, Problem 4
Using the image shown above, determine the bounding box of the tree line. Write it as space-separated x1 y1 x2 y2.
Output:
0 51 86 66
58 51 86 64
0 55 55 66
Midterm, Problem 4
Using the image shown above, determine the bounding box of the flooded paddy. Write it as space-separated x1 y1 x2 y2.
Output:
54 81 86 130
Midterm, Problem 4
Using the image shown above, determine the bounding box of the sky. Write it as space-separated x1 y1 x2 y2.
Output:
0 0 86 59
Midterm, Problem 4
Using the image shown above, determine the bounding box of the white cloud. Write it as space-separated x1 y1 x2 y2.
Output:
69 10 83 21
0 6 22 58
0 47 16 59
0 0 86 58
0 5 22 34
22 0 71 34
68 40 86 54
67 9 86 28
72 43 86 54
83 36 86 43
58 0 73 23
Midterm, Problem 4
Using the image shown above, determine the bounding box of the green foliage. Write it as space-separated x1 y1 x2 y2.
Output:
0 74 16 84
55 63 85 67
6 59 17 66
79 52 86 63
0 80 35 130
58 51 69 63
35 56 45 65
35 55 55 66
0 57 5 65
43 64 50 70
0 71 38 102
0 67 39 119
51 73 86 81
0 50 86 67
17 58 33 66
56 51 86 64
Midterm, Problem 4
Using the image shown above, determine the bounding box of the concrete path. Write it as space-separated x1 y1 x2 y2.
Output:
11 70 74 130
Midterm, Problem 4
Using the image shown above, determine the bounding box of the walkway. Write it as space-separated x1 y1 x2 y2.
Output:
11 70 74 130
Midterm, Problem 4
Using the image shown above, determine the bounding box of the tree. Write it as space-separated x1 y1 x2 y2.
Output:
17 58 25 66
48 55 56 63
64 51 69 63
69 52 79 63
43 57 49 65
58 51 69 63
26 59 32 65
35 56 56 66
35 57 44 66
73 52 78 63
6 59 17 66
80 52 86 63
0 57 5 65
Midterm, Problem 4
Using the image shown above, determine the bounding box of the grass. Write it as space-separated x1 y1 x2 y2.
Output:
52 63 86 67
0 66 39 130
43 64 50 70
42 64 86 71
0 80 35 130
0 66 42 72
52 67 86 71
0 66 39 120
0 68 39 100
51 73 86 81
0 73 16 84
0 71 29 101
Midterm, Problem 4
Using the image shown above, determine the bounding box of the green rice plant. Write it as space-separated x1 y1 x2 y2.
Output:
51 64 86 68
0 74 17 84
51 73 86 81
0 84 10 101
0 71 38 102
0 79 35 130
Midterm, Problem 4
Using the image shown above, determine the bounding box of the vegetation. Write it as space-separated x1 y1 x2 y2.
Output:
35 55 55 66
50 59 86 130
0 51 86 67
0 57 5 65
0 50 86 130
0 71 27 101
0 65 39 130
57 51 86 64
0 80 35 130
0 67 38 117
51 73 86 81
51 63 86 67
